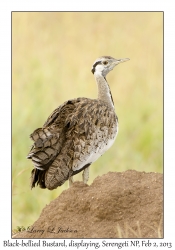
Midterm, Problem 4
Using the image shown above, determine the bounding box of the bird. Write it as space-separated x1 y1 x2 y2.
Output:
27 56 129 190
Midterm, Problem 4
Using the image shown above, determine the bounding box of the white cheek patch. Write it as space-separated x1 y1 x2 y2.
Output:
94 64 104 74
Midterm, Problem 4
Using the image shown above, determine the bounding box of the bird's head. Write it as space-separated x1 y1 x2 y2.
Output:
91 56 130 77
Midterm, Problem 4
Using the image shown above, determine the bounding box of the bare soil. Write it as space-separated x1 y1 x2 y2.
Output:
13 170 163 238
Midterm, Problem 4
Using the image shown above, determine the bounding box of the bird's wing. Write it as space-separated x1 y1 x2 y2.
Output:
27 98 88 170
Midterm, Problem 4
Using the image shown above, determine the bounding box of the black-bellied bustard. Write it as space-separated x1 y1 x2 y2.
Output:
27 56 129 190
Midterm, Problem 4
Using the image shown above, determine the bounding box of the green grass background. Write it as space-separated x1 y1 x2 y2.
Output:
12 12 163 229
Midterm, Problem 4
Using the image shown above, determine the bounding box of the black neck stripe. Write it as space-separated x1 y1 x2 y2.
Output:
105 78 114 106
91 60 101 74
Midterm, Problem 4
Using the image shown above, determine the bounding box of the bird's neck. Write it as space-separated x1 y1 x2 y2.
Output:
94 72 114 109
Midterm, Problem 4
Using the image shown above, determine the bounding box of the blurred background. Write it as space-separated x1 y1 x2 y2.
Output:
12 12 163 229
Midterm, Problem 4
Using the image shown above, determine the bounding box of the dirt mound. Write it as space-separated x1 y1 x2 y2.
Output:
14 170 163 238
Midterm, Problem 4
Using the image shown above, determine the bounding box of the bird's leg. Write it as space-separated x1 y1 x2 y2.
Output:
69 176 74 187
82 166 90 184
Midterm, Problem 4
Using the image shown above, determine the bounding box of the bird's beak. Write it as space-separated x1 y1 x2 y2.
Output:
113 58 130 66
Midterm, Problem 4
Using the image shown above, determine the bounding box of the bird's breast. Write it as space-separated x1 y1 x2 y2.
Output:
72 122 118 171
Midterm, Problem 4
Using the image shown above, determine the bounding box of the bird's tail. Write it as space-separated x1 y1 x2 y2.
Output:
30 168 46 189
30 138 73 190
31 156 70 190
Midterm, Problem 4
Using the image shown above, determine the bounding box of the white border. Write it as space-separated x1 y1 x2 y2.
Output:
1 0 175 248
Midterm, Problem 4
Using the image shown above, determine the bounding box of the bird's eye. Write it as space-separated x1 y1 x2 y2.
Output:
103 61 108 65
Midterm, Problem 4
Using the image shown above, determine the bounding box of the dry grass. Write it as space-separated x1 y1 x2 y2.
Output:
12 12 163 229
116 217 163 238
